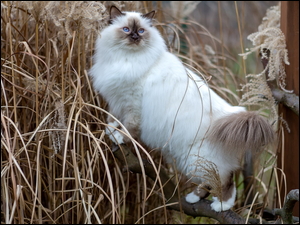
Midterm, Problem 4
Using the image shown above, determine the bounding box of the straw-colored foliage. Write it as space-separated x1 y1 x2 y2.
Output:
1 1 284 224
239 3 290 125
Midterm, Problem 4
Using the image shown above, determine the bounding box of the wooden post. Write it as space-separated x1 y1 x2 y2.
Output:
279 1 299 217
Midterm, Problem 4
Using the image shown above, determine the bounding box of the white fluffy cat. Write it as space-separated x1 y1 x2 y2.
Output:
89 6 275 212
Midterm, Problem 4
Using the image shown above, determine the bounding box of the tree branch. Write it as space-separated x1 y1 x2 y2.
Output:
112 143 246 224
273 189 299 224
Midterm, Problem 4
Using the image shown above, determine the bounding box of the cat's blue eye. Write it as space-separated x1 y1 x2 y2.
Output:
138 28 144 34
123 27 130 32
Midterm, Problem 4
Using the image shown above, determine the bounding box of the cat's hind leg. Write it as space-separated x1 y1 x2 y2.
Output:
185 173 236 211
210 174 236 212
185 185 211 203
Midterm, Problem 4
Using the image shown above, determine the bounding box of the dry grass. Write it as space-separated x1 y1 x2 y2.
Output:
1 1 284 224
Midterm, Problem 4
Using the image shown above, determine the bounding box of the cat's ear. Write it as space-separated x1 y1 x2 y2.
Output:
109 6 125 23
142 10 156 20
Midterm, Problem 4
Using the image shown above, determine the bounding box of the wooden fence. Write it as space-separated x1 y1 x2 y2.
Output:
278 1 299 217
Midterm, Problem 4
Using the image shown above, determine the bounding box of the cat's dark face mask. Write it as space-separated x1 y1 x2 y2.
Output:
126 19 142 44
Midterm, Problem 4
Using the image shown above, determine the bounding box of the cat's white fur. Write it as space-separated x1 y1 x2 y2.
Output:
89 7 275 212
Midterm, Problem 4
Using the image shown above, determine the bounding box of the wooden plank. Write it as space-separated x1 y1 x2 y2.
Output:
279 1 299 217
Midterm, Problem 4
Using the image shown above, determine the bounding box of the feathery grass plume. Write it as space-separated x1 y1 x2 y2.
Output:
50 100 67 156
20 1 49 21
242 26 289 89
189 156 222 202
43 1 108 40
239 2 290 124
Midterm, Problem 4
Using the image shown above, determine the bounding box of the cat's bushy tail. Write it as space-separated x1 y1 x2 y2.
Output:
207 111 276 157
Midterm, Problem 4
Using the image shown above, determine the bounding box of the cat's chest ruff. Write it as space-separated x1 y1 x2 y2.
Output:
112 54 152 79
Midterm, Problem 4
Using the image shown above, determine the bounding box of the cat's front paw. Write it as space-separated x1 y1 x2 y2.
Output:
109 130 124 144
185 192 200 203
105 121 124 144
210 196 234 212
